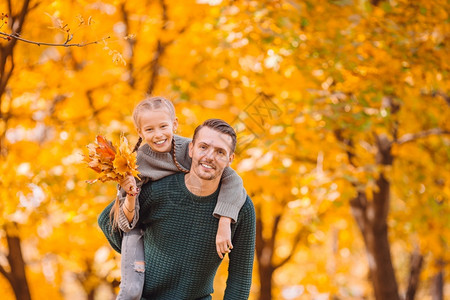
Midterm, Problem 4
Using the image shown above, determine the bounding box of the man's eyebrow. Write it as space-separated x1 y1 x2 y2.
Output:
197 141 226 150
212 144 228 153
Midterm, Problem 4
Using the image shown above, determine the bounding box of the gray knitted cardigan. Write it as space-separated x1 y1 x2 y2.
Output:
118 135 247 232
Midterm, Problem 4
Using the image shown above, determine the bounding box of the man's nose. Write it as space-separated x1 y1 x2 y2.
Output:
203 148 215 159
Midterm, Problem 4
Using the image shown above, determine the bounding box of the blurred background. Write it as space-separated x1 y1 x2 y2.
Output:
0 0 449 299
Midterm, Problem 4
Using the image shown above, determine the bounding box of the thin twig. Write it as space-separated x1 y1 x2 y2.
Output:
0 31 110 47
396 128 450 145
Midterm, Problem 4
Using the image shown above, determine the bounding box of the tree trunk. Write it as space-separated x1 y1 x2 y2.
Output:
258 261 274 300
87 290 95 300
431 261 444 300
356 201 400 300
405 249 424 300
350 134 400 300
255 210 274 300
5 225 32 300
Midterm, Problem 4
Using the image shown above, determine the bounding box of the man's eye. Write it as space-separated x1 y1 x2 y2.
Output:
161 125 168 128
146 129 153 132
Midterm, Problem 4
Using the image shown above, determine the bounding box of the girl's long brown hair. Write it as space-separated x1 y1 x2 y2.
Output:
109 96 188 230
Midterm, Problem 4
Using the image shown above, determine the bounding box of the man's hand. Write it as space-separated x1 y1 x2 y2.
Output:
216 217 233 259
119 174 138 194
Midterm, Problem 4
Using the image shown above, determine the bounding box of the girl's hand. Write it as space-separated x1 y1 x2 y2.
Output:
216 217 233 259
119 174 138 195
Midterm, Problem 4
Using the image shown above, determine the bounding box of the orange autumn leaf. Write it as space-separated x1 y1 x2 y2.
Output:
84 134 140 183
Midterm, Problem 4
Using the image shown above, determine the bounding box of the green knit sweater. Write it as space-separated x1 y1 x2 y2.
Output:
98 173 256 300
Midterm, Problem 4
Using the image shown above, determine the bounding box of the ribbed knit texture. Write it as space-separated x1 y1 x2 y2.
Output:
99 173 256 300
118 135 247 232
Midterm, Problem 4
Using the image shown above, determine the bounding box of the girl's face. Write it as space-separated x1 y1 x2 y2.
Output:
137 109 178 153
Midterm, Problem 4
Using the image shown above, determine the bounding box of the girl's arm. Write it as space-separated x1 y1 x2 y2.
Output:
99 182 156 251
117 177 147 232
214 167 247 222
214 167 247 257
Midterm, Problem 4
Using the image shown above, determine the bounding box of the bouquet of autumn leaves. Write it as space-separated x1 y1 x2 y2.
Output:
84 135 140 184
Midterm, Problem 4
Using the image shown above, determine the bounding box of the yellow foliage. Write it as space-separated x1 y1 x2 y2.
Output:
0 0 449 299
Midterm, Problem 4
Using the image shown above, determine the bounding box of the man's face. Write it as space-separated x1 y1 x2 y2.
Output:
188 127 235 181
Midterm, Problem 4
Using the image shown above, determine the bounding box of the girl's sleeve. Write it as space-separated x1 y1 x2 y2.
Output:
172 135 192 171
214 167 247 223
99 183 155 252
117 177 147 232
139 136 192 181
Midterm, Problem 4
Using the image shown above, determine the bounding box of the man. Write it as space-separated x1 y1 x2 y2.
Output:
98 119 256 299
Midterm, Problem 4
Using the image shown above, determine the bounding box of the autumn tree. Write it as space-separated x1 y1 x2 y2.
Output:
0 0 129 298
174 0 450 299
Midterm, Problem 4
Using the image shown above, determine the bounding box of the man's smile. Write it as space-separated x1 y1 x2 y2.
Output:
200 162 215 169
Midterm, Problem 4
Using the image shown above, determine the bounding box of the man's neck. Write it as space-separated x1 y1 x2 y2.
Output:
184 173 220 196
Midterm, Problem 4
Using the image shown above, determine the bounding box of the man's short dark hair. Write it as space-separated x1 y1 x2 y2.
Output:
192 119 237 154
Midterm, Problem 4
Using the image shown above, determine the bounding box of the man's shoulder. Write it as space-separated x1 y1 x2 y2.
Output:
234 195 256 234
240 195 255 217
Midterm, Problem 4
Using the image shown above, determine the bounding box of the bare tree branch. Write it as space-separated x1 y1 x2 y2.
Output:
273 225 309 270
0 32 110 47
396 128 450 145
270 214 281 245
431 259 445 300
0 264 12 284
334 129 358 167
255 204 264 255
371 0 382 6
405 248 424 300
120 2 136 87
1 0 31 158
86 89 109 117
9 0 31 49
146 0 188 94
427 90 450 106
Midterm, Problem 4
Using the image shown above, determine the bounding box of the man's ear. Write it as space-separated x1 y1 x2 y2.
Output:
188 142 193 158
228 153 235 164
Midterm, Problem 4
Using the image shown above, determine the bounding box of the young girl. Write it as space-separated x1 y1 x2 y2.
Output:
110 96 246 300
